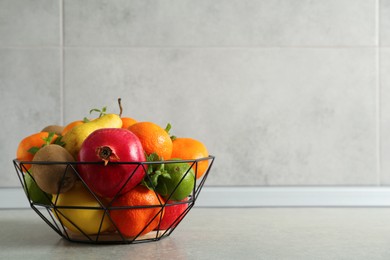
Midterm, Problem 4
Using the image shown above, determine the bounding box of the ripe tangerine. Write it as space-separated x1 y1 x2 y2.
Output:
121 117 137 129
171 137 209 179
16 132 59 171
128 122 173 160
61 120 84 135
110 185 164 237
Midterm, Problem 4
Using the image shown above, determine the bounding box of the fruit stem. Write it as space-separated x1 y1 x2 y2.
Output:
165 123 177 141
118 98 123 117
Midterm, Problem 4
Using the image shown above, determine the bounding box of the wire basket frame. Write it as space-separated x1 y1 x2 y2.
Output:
13 156 215 244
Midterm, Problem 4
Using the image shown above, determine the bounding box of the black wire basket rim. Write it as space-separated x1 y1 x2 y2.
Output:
13 155 215 165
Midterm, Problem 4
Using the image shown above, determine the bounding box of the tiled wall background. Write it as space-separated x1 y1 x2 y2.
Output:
1 0 389 188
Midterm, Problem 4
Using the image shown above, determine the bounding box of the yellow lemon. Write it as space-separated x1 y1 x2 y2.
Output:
52 181 112 235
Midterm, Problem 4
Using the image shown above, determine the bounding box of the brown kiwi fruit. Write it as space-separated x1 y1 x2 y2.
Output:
41 125 64 135
31 144 77 194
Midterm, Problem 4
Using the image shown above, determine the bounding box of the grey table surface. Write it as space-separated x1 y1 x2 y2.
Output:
2 207 390 259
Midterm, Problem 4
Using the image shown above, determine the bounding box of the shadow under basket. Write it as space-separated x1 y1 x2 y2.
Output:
13 156 215 245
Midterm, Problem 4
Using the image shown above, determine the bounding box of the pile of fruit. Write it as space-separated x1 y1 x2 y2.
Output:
15 99 212 242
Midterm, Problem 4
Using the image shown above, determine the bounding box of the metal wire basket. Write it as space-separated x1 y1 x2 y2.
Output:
13 156 215 244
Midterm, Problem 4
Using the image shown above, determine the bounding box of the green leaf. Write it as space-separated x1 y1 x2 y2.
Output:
146 152 160 162
145 152 164 174
158 182 169 196
142 170 163 190
43 132 56 145
165 123 177 141
165 123 172 133
27 146 40 155
89 106 108 118
150 171 161 186
27 132 64 155
142 152 171 190
141 179 153 190
53 135 65 147
161 171 172 179
89 108 100 114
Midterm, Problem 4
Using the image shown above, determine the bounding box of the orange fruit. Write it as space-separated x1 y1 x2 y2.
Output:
16 132 59 171
61 120 84 135
171 138 209 179
128 122 173 160
121 117 137 129
110 185 164 237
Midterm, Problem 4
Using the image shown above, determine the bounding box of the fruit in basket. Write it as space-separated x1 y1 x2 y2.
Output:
52 181 112 235
61 120 84 135
41 125 64 135
30 144 77 194
154 160 195 201
78 128 146 198
158 198 189 230
121 117 137 129
171 138 209 179
62 113 122 159
24 172 52 205
128 122 173 160
16 132 60 172
110 185 164 237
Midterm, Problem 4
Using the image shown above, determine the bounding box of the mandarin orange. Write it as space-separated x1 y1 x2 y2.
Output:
16 132 59 171
61 120 84 135
121 117 137 129
171 137 209 179
128 122 172 160
110 185 164 237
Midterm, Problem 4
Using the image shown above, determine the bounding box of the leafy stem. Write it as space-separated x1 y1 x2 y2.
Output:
165 123 176 141
142 153 171 190
89 106 107 118
27 132 65 155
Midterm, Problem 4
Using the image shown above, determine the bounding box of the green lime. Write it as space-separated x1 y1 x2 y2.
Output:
24 173 52 205
155 161 195 201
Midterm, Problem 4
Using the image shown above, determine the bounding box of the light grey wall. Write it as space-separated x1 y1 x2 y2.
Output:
1 0 388 187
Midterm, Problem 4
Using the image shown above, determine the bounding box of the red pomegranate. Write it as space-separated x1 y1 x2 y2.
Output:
77 128 146 198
